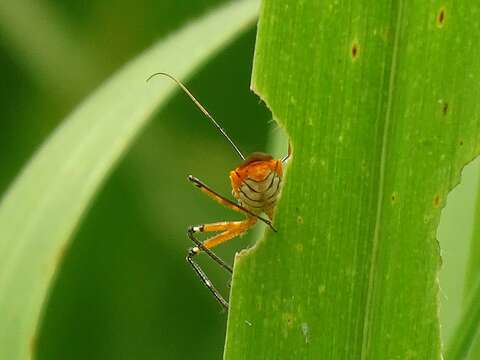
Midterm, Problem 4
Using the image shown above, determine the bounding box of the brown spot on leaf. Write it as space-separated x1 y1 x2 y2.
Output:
295 243 304 253
437 7 446 27
351 41 359 60
283 313 296 328
391 192 399 204
433 194 441 208
442 102 448 115
459 139 464 146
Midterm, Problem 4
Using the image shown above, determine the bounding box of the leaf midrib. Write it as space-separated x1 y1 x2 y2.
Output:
360 1 404 358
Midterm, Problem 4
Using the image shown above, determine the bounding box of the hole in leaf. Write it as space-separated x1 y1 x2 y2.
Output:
438 156 480 345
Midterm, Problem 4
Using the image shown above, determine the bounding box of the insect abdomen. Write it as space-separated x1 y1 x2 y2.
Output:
238 170 280 213
230 156 283 217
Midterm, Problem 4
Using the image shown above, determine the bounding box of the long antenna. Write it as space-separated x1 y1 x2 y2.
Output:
147 72 245 160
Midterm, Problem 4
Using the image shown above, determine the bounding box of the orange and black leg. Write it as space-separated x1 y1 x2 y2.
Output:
187 218 257 309
188 175 276 231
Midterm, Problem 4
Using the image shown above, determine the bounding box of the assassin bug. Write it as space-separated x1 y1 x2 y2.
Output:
147 72 290 309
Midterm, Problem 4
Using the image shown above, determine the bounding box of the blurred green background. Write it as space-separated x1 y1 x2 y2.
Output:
0 0 275 358
1 0 478 358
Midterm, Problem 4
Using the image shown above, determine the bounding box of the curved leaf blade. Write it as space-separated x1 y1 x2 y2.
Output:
0 1 259 358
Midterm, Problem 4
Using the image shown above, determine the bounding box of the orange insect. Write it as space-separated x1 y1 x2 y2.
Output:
147 72 290 309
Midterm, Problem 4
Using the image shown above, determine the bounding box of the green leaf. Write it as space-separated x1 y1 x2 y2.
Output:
0 1 259 358
446 278 480 359
459 176 480 359
225 1 480 359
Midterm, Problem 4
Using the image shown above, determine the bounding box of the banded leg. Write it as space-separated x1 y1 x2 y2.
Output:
186 217 257 309
187 223 234 273
188 175 276 231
